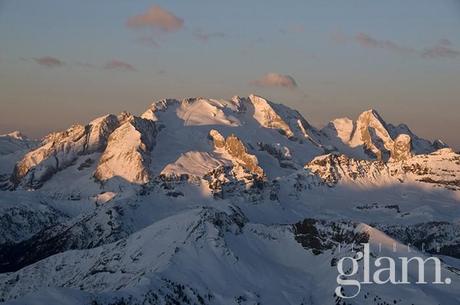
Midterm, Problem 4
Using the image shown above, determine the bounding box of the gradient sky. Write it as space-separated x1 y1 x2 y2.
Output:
1 0 459 149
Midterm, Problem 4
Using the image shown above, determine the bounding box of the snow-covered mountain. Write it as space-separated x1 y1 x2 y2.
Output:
321 109 445 161
306 148 460 190
0 132 37 189
0 95 459 305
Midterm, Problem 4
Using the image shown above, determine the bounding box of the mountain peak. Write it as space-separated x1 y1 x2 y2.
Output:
5 94 451 194
2 131 27 140
247 94 295 138
358 108 386 125
321 107 445 161
248 93 265 101
94 115 157 184
363 108 381 115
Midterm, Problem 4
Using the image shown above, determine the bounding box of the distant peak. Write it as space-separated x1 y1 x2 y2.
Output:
146 98 179 113
118 111 133 122
152 97 178 104
362 108 382 117
433 139 448 150
331 117 353 124
397 123 410 129
358 108 387 126
248 93 267 101
2 131 27 140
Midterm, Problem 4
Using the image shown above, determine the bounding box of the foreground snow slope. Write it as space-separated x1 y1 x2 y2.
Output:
2 206 460 305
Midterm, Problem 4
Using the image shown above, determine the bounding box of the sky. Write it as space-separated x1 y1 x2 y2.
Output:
0 0 459 149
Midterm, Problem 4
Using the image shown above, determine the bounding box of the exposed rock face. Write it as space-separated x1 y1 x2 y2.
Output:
349 109 393 160
321 109 445 161
258 143 292 161
258 142 297 169
94 115 157 184
11 112 159 189
378 222 460 259
248 94 294 138
206 130 266 199
322 118 354 144
390 133 412 161
208 129 225 148
225 135 264 177
11 114 123 188
387 123 447 153
306 149 460 190
209 129 264 178
394 148 460 190
203 165 265 201
293 218 369 255
141 98 179 121
306 153 388 186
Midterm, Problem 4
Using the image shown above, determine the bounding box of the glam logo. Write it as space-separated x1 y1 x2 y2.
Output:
335 243 451 299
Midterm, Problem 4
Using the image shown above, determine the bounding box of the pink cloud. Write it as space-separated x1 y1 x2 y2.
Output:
33 56 64 67
103 60 136 71
251 73 298 89
126 5 183 32
422 39 460 59
350 33 459 59
355 33 416 54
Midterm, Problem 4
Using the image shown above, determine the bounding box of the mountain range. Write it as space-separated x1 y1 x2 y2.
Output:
0 94 459 305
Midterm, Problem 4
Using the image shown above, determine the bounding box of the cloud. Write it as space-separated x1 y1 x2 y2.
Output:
33 56 64 68
193 30 226 43
126 5 183 32
29 57 142 72
355 33 416 54
251 73 298 89
422 39 460 59
347 33 460 59
103 60 136 71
